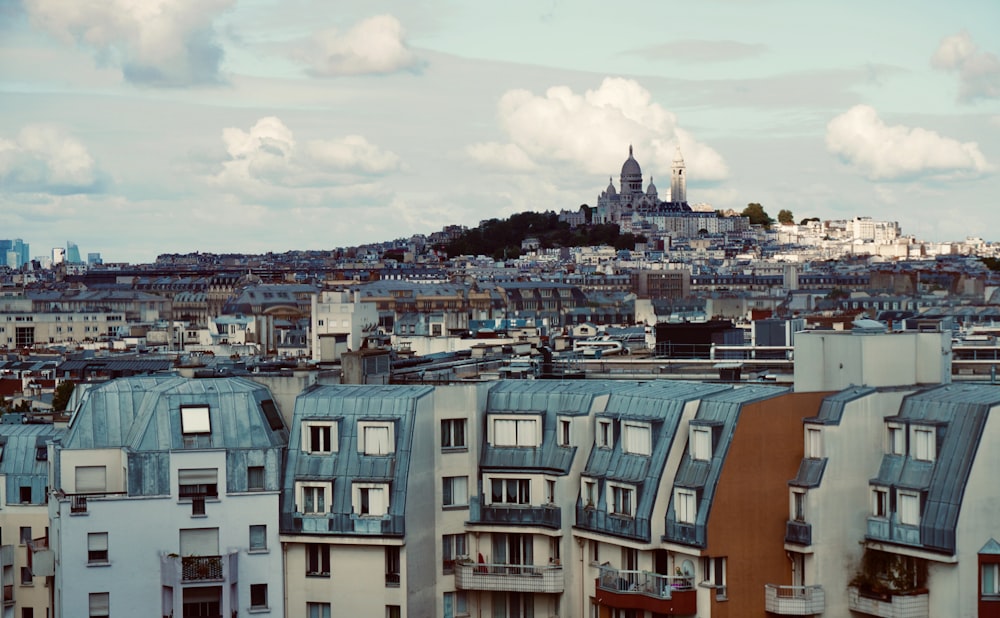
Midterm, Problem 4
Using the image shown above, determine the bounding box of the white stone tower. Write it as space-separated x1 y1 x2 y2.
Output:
670 145 686 205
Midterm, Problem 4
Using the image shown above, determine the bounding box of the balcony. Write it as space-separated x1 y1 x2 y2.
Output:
764 584 825 615
468 496 561 530
282 513 405 536
61 491 128 515
455 562 564 593
3 584 13 607
596 565 697 616
848 586 929 618
576 506 651 542
27 537 54 577
161 552 238 587
866 516 922 547
785 520 812 546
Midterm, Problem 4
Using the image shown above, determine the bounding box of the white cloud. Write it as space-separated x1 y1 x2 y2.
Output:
468 77 729 182
626 40 767 64
299 15 419 77
931 31 1000 102
0 124 105 194
465 142 537 172
23 0 233 86
825 105 992 181
210 116 402 205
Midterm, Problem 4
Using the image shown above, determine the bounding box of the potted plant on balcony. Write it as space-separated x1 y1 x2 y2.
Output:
850 549 928 601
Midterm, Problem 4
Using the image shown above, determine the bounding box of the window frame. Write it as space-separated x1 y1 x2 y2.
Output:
88 592 110 618
597 419 613 449
353 482 390 517
608 482 635 518
249 524 267 552
305 544 331 577
488 476 531 506
898 490 921 526
297 482 331 515
911 425 935 462
872 486 889 518
805 426 823 459
180 405 211 435
622 421 651 456
441 418 467 450
358 421 395 455
886 422 906 455
490 414 542 448
674 487 697 524
87 532 109 565
442 533 468 574
690 426 712 461
250 583 268 610
558 418 571 447
442 476 469 508
983 562 1000 597
302 421 337 454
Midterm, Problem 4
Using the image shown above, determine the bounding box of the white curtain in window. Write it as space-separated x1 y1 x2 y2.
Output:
624 424 651 455
899 493 920 526
368 486 387 515
494 419 517 446
515 419 536 446
365 426 390 455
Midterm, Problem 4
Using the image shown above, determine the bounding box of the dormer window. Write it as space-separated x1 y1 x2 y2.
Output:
358 421 394 455
489 477 530 505
898 490 921 526
180 405 211 434
490 415 541 448
558 418 571 447
303 421 337 454
674 488 697 524
690 426 712 461
622 421 651 456
887 423 906 455
353 483 390 517
597 419 613 449
805 427 823 459
911 426 935 462
608 482 635 517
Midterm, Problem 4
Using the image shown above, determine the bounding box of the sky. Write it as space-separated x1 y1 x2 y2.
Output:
1 0 999 264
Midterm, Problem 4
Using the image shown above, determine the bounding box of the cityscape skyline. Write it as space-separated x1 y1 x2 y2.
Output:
2 0 998 264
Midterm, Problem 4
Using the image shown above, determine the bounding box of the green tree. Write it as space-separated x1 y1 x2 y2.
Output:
799 217 820 225
981 257 1000 272
52 381 75 412
741 203 774 228
777 209 794 225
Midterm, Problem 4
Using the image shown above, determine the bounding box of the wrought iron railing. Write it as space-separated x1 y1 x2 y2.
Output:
597 565 693 599
181 555 224 581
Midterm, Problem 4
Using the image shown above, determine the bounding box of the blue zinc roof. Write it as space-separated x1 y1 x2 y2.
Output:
0 423 64 506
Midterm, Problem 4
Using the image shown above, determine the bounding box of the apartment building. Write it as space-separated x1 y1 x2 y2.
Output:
0 421 63 618
48 376 288 618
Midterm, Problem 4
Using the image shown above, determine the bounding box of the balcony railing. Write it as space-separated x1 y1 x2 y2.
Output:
182 556 224 581
595 566 698 615
454 562 564 593
764 584 826 615
866 516 923 547
468 496 561 529
61 491 128 515
785 520 812 545
575 505 651 542
597 566 693 599
847 586 929 618
281 512 405 536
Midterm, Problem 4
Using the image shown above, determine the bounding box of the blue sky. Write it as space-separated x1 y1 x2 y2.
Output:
1 0 998 263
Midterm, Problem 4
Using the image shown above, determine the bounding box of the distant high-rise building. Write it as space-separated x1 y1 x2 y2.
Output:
87 252 102 265
66 241 81 263
52 247 65 265
0 238 29 268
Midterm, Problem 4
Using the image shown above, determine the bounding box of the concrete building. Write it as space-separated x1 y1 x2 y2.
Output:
311 289 379 363
48 376 289 618
1 421 63 618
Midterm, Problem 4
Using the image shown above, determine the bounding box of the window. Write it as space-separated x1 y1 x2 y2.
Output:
359 422 394 455
873 487 889 518
609 483 634 517
983 563 1000 597
492 416 540 447
180 405 211 434
386 606 401 618
792 491 806 522
887 423 905 455
20 566 31 585
443 476 469 508
674 488 697 524
690 426 712 460
622 422 651 455
88 532 109 564
22 609 32 618
590 540 599 563
306 602 331 618
441 419 467 450
622 547 638 570
385 546 401 586
490 478 530 505
261 399 284 431
19 486 31 504
178 468 218 499
19 527 31 545
558 418 571 446
247 466 265 492
899 491 921 526
805 427 822 459
250 584 268 609
303 422 336 453
912 426 935 461
442 533 467 573
306 544 330 577
597 419 613 448
582 478 596 508
702 557 727 597
443 591 468 618
89 592 109 617
545 479 556 504
75 465 107 492
297 483 330 515
354 483 389 517
249 525 267 551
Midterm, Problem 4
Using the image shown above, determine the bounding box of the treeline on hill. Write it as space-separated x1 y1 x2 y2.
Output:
440 211 646 260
